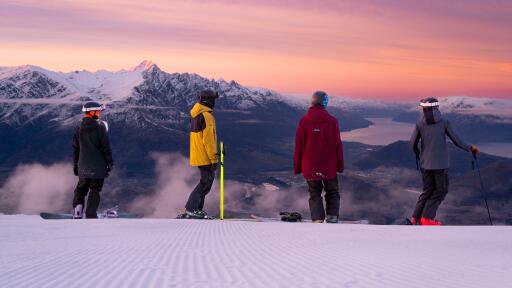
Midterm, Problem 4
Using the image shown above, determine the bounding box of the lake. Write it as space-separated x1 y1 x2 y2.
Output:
341 118 512 158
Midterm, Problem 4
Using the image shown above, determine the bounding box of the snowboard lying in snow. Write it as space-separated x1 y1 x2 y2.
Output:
40 206 143 220
249 214 370 224
40 212 143 220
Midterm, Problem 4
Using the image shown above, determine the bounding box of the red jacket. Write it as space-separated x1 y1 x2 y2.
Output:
294 106 344 180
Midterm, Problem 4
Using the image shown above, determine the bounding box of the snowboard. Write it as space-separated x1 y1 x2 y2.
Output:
41 205 143 220
40 210 143 220
175 208 215 220
249 214 369 224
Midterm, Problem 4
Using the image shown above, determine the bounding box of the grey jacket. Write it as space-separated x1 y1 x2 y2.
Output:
410 109 471 170
72 118 113 179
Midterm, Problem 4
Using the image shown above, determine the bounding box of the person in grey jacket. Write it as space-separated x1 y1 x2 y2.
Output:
72 102 113 219
409 98 479 225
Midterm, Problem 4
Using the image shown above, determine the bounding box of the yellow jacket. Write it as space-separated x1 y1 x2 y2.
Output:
189 103 218 166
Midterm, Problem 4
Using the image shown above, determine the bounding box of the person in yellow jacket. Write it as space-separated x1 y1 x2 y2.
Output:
183 89 219 219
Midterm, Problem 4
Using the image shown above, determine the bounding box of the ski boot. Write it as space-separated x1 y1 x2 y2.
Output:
73 204 83 219
280 212 303 222
420 217 443 226
326 215 338 224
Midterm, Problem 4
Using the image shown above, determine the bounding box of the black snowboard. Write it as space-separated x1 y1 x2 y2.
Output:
250 214 369 224
40 212 143 220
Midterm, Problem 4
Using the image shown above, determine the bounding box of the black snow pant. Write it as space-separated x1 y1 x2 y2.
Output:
412 169 449 220
72 178 104 218
307 177 340 221
185 165 215 212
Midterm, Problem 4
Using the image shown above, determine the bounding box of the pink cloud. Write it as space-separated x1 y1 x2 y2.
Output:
0 0 511 99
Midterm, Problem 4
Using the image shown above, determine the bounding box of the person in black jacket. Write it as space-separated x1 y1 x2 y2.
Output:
72 102 114 219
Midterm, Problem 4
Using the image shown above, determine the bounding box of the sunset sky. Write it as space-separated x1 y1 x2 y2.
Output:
1 0 511 100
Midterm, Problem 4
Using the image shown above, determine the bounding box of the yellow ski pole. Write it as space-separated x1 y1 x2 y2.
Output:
220 141 225 220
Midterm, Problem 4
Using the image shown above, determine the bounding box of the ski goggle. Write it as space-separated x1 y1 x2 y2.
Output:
82 104 107 112
419 101 439 108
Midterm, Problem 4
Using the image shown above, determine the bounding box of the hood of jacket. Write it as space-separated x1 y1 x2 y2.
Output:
80 117 101 131
304 106 331 123
421 107 443 125
190 102 213 118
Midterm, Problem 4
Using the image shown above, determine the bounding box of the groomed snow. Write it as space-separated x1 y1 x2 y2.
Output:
0 215 510 288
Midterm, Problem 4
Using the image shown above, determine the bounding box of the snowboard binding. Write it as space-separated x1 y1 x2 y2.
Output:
280 212 303 222
177 209 215 220
101 206 119 218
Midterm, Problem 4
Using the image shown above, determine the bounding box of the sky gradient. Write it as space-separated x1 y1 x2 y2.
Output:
1 0 511 100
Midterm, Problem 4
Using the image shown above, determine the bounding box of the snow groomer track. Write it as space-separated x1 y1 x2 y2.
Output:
0 215 511 288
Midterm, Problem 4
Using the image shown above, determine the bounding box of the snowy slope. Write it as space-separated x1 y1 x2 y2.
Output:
1 215 511 288
62 68 144 102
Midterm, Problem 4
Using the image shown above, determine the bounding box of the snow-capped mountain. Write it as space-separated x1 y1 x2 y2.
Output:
2 60 510 124
0 61 291 128
281 93 407 111
0 61 373 178
0 60 280 105
437 96 512 118
1 60 510 166
398 96 512 120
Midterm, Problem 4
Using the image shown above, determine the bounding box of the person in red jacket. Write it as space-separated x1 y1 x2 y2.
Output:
294 91 344 223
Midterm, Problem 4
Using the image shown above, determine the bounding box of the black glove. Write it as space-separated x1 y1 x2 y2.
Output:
106 164 113 177
73 165 78 176
211 163 219 171
471 146 480 158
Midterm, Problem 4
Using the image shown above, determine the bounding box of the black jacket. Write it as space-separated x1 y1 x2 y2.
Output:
72 118 113 179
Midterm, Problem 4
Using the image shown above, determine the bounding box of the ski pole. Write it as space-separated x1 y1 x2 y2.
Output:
220 141 225 220
472 155 493 225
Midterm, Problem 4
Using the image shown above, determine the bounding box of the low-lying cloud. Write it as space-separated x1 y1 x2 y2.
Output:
0 163 76 214
129 152 309 218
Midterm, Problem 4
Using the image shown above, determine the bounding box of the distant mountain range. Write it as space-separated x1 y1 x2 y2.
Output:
0 60 372 176
1 61 511 224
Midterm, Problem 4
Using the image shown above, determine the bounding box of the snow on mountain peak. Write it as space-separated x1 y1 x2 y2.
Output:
438 96 512 118
133 60 157 72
